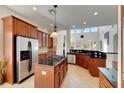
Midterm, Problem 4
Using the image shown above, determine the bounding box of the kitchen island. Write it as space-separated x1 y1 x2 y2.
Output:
34 55 68 88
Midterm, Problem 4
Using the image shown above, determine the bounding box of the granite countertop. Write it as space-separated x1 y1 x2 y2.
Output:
40 55 65 67
67 52 88 55
67 52 105 59
98 67 117 88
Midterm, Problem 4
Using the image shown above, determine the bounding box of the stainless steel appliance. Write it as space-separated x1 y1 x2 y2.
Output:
16 36 38 83
67 53 76 64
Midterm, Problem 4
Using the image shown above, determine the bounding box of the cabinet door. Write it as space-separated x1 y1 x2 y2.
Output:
76 56 80 65
63 63 67 77
55 70 60 88
64 58 68 73
14 18 27 36
39 54 47 64
38 31 41 47
42 33 45 47
48 35 53 48
60 65 64 84
40 32 43 47
27 25 37 39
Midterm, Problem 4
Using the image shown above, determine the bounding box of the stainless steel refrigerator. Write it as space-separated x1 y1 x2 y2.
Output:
16 36 38 83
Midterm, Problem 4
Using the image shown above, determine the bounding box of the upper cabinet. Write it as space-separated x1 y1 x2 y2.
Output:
14 17 37 39
38 30 49 48
48 35 53 48
38 31 42 48
27 25 38 39
14 18 28 36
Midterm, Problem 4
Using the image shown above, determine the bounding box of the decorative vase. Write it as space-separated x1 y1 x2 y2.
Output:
0 70 3 85
2 69 6 83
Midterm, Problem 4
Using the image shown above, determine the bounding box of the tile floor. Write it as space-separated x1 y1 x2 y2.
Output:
0 64 99 88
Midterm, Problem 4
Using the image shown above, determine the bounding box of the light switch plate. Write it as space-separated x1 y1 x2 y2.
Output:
41 71 46 75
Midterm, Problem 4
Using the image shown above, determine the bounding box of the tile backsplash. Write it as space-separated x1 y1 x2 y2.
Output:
39 47 48 54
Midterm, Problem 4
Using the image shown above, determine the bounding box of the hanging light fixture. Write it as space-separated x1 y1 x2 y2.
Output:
50 5 58 38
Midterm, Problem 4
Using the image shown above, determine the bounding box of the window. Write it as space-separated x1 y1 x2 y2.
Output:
83 28 90 32
70 29 76 34
75 29 81 33
70 28 82 34
90 27 97 32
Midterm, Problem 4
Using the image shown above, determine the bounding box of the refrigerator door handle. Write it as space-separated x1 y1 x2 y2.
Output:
28 41 32 72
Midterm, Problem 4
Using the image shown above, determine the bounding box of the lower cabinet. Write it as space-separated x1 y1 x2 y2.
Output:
76 54 88 69
76 54 106 77
54 70 60 88
35 57 68 88
39 53 47 64
60 65 64 84
89 58 106 77
54 58 68 88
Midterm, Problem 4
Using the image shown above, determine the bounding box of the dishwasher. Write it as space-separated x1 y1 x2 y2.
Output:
67 53 76 64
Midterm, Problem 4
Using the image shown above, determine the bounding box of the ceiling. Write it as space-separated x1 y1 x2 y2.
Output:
6 5 117 30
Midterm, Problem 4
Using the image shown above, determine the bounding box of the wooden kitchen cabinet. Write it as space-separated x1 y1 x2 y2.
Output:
14 18 28 36
41 32 44 47
88 58 106 77
38 31 42 47
45 34 48 47
35 57 68 88
76 53 106 77
64 58 68 76
27 25 37 39
38 31 48 48
14 18 38 39
60 64 64 84
48 35 53 48
3 15 38 84
54 69 60 88
42 33 45 47
42 33 48 47
76 54 88 69
39 53 47 64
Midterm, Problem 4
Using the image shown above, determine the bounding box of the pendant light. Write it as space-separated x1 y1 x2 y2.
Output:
50 5 58 38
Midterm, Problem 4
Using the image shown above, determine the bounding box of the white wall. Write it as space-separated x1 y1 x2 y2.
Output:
99 25 117 52
56 30 67 56
99 25 117 68
64 25 117 69
70 32 99 50
0 6 48 57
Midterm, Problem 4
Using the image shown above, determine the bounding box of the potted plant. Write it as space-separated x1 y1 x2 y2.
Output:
0 58 7 85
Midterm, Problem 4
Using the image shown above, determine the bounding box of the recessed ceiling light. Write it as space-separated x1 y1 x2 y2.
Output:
83 22 86 25
32 6 37 11
72 25 76 28
94 12 99 15
50 24 54 26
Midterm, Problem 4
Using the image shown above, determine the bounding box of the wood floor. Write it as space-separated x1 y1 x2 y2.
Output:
0 64 99 88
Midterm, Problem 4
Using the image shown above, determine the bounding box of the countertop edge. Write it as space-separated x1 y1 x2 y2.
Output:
98 67 117 88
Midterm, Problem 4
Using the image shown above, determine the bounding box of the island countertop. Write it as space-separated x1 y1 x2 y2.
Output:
39 55 65 67
98 67 117 88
